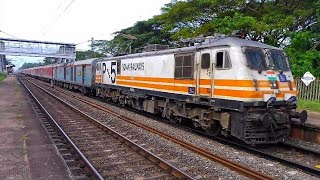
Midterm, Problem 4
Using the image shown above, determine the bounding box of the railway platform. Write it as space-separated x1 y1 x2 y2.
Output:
290 110 320 144
292 111 320 128
305 112 320 127
0 75 72 179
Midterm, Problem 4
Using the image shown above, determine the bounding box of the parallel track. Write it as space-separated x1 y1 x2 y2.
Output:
213 137 320 177
19 76 194 179
27 91 97 179
24 76 273 180
19 77 103 180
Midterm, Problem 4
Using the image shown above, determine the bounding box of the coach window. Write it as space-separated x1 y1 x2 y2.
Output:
216 51 231 69
174 53 194 79
201 53 210 69
117 60 121 75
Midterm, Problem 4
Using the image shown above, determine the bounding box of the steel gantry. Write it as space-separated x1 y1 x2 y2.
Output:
0 37 76 62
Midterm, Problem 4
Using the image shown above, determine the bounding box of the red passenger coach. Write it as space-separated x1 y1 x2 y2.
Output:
24 65 54 82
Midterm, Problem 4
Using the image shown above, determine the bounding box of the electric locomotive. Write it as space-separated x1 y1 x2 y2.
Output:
94 35 307 144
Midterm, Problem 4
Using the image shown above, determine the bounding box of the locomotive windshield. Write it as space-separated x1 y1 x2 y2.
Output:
245 48 267 70
268 50 289 71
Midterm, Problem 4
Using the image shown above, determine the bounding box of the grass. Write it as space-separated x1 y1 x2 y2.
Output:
0 73 6 81
298 99 320 112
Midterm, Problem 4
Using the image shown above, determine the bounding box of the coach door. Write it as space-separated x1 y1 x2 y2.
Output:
82 66 86 84
197 50 214 97
55 67 58 79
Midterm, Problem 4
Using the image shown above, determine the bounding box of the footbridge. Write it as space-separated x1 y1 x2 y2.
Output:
0 37 76 60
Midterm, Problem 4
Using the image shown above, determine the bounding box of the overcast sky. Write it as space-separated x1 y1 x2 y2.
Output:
0 0 171 68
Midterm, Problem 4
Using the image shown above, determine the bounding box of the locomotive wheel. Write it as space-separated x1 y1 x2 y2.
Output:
169 116 178 123
170 116 182 124
163 108 178 123
204 122 221 136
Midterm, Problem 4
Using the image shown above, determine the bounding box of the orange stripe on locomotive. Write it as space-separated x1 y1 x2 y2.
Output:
115 76 297 100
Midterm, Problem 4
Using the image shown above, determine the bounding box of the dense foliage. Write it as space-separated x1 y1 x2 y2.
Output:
76 50 104 60
19 62 44 70
92 0 319 77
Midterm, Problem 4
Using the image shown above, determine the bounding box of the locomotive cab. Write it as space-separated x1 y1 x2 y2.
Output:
191 38 307 144
225 45 307 144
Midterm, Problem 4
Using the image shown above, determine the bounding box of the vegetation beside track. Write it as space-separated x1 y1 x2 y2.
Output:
298 99 320 112
0 73 6 81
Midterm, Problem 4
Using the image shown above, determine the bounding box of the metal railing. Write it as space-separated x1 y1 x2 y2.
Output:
295 78 320 101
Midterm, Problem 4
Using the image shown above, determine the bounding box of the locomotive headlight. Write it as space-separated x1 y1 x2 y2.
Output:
286 96 297 105
265 96 276 107
269 80 278 89
267 97 276 105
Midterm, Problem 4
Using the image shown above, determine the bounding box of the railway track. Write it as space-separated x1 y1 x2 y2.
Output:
152 116 320 178
291 123 320 144
212 137 320 177
27 90 99 179
23 76 273 180
19 76 194 179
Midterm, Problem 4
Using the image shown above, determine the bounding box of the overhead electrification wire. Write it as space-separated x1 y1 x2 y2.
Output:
55 0 66 10
42 0 77 36
0 29 18 39
75 40 91 45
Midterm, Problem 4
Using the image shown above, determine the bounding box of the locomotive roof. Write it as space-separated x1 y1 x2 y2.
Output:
98 37 281 61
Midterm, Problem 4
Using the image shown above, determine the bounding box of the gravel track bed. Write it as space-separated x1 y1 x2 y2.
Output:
285 138 320 153
35 79 318 179
104 167 172 180
256 145 320 169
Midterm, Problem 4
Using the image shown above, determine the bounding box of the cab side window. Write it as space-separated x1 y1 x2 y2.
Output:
201 53 210 69
216 51 231 69
174 53 194 79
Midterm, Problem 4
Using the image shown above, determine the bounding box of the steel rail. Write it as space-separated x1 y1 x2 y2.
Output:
211 137 320 177
18 77 104 180
27 78 273 180
21 77 195 180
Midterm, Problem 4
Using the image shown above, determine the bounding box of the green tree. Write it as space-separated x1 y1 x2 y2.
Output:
285 31 320 77
76 50 104 60
92 19 172 55
19 62 43 70
157 0 317 47
43 57 55 65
